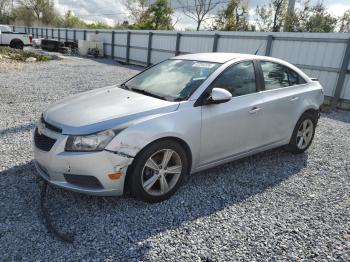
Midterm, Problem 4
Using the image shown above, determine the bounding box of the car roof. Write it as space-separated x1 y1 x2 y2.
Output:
171 52 311 82
172 53 259 63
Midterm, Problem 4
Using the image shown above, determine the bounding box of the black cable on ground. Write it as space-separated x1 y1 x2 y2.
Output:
39 179 75 243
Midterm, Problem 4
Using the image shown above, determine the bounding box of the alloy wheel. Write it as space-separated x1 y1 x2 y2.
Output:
141 149 183 196
296 119 314 150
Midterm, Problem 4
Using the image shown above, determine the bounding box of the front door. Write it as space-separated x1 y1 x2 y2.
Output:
199 61 265 166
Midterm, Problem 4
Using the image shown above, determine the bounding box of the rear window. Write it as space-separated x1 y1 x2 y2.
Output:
260 61 306 90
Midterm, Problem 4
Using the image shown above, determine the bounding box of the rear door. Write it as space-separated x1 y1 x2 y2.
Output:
199 60 266 165
257 60 307 144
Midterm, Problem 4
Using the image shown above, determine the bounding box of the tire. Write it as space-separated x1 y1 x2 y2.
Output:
128 140 189 203
10 40 24 50
286 113 317 154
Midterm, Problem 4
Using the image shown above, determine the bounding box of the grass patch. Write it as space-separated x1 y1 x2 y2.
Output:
0 47 50 62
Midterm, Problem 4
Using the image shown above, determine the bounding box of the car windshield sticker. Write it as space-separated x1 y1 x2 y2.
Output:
192 62 216 68
192 77 207 81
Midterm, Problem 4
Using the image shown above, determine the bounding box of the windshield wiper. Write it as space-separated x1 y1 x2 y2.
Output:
120 83 169 101
119 83 130 90
129 87 168 101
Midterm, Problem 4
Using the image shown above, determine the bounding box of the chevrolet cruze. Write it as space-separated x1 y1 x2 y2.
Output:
33 53 324 202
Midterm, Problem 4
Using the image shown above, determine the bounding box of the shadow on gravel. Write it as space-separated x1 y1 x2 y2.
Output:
1 148 308 260
0 123 35 136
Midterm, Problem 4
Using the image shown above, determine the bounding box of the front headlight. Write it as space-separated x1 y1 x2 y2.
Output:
65 129 116 152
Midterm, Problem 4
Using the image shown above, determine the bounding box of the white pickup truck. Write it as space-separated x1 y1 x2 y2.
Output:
0 25 32 49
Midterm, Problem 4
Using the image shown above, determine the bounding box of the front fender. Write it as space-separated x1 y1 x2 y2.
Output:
105 102 201 171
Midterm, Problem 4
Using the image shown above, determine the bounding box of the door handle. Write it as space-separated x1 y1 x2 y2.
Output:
249 107 262 114
289 97 299 102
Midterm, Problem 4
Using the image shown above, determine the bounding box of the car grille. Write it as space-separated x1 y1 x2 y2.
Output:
34 128 56 151
63 174 103 189
41 115 62 133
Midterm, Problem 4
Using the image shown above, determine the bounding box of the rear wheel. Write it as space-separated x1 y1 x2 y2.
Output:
128 140 189 202
286 113 316 154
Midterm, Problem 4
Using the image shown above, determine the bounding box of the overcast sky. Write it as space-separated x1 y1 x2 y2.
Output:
54 0 350 30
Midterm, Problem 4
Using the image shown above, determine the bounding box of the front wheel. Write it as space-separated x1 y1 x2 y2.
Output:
286 113 316 154
128 140 189 203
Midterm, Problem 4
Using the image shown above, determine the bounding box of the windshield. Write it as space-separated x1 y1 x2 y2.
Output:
123 59 221 101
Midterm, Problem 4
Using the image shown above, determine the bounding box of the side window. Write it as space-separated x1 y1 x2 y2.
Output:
0 25 10 32
288 68 306 85
210 61 256 97
261 61 306 90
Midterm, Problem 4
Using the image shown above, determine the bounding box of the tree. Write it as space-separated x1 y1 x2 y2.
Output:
40 0 57 25
0 0 11 23
0 0 9 14
54 10 114 29
214 0 249 31
255 0 287 32
283 0 311 32
114 21 132 29
282 0 337 33
254 4 273 32
12 6 36 26
339 10 350 32
177 0 219 31
271 0 286 32
19 0 46 20
136 0 173 30
304 3 337 32
124 0 174 30
87 22 113 29
17 0 59 25
148 0 173 29
61 10 87 28
124 0 150 25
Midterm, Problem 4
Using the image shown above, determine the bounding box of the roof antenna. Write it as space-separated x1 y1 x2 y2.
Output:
254 42 264 55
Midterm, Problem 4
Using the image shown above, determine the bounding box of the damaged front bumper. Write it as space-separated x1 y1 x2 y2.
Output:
33 128 134 196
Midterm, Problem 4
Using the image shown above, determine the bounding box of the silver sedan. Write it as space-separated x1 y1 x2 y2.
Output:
33 53 324 202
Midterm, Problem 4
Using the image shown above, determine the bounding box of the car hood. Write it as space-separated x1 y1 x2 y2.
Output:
43 86 179 135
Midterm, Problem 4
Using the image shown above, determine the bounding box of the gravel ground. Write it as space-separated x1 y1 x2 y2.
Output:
0 57 349 261
0 56 25 72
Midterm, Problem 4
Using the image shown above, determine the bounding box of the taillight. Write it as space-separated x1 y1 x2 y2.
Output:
29 35 32 44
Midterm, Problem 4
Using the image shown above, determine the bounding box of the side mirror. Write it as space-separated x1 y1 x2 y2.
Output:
207 88 232 104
